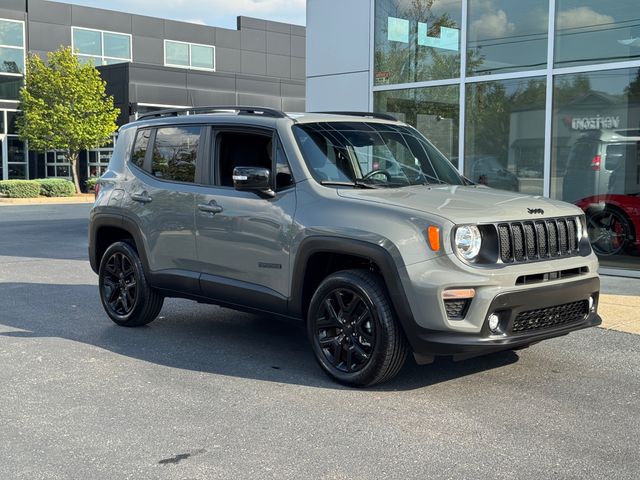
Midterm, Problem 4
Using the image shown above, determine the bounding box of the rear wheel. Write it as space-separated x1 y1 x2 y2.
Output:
307 269 408 387
586 207 634 256
98 241 164 327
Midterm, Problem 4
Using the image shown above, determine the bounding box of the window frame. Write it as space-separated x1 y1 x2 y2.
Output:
71 26 132 66
164 39 216 72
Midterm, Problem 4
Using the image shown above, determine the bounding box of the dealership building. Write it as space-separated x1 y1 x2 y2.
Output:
306 0 640 275
0 0 305 181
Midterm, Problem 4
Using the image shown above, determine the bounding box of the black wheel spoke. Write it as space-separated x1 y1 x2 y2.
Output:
102 251 138 316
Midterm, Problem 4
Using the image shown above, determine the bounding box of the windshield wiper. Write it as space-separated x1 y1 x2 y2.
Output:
320 180 378 189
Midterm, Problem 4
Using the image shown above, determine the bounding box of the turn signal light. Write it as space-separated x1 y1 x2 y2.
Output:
427 225 440 251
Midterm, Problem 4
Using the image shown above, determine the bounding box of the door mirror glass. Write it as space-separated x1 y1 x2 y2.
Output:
233 166 274 196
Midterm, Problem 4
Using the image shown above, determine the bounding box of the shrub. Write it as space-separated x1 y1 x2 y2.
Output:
34 178 76 197
0 180 41 198
85 177 99 192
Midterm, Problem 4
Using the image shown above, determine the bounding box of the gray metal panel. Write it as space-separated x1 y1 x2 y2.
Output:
129 64 187 88
241 50 267 76
71 4 132 33
266 54 291 79
291 57 305 80
266 20 291 34
132 35 163 65
164 20 212 44
291 25 306 37
282 97 305 112
132 83 190 106
0 0 25 11
215 47 241 73
241 28 266 53
0 8 26 21
237 92 281 109
131 15 164 39
291 35 305 58
187 71 236 91
188 89 237 105
266 31 290 56
214 28 241 49
281 81 305 98
238 17 266 31
28 0 71 25
237 76 280 96
28 21 71 52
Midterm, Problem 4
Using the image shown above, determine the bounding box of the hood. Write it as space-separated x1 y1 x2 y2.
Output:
336 185 581 224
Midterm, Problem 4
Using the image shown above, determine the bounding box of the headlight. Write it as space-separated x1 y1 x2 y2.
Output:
455 225 482 261
576 215 584 241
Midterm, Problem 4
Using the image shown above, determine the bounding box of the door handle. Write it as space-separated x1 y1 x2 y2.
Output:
198 202 223 214
131 191 152 203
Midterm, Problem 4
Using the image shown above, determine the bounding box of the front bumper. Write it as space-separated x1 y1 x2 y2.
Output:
408 276 601 362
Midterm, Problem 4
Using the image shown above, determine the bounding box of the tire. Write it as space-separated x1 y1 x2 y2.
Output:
98 241 164 327
307 269 409 387
586 207 635 256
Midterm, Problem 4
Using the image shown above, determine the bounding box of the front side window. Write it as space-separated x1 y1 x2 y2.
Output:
293 122 464 188
151 126 200 183
165 40 215 71
72 27 132 65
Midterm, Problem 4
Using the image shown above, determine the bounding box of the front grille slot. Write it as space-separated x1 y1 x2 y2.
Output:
497 217 580 264
512 300 589 333
515 266 589 285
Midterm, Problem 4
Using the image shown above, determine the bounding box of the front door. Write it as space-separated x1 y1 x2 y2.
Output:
194 127 296 313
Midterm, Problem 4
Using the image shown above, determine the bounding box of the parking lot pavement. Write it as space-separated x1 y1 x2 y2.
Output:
0 205 639 479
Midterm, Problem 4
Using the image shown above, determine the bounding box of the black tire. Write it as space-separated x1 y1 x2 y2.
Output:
98 241 164 327
307 269 409 387
586 207 635 256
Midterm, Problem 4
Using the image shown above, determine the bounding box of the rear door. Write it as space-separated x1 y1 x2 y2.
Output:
194 126 296 313
122 124 206 288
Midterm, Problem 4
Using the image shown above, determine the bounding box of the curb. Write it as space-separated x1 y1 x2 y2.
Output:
0 195 94 206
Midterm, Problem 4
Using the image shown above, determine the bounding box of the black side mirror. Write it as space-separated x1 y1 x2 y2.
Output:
233 167 275 197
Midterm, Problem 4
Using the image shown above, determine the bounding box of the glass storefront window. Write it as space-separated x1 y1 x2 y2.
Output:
103 32 131 60
0 46 24 74
0 19 23 47
165 41 215 71
465 77 546 194
73 28 101 56
551 68 640 269
191 44 215 70
165 41 190 67
72 28 132 65
555 0 640 68
374 85 459 167
374 0 462 85
467 0 549 76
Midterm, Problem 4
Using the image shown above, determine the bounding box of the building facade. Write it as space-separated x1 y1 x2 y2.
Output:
0 0 305 183
306 0 640 276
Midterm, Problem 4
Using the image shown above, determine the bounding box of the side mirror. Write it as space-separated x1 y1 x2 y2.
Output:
233 166 275 197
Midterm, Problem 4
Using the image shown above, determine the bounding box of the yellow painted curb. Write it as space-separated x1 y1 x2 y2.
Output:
599 294 640 335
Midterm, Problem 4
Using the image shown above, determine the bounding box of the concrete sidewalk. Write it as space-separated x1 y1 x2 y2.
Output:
599 274 640 335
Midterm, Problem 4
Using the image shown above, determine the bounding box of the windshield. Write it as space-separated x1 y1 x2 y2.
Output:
292 122 464 188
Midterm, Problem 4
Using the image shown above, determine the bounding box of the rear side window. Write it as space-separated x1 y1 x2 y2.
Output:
151 126 200 183
131 128 151 168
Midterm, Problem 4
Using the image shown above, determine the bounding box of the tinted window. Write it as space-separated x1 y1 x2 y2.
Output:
151 126 200 183
131 129 151 168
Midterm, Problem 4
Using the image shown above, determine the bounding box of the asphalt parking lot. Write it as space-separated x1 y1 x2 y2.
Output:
0 204 639 479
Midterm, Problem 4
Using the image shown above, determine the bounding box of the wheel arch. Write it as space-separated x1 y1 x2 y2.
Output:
89 214 150 275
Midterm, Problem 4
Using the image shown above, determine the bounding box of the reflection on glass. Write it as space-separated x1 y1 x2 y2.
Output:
103 32 131 60
552 68 640 269
152 126 200 183
0 75 21 100
73 28 102 56
191 45 214 70
0 47 24 74
465 77 546 194
0 20 24 47
374 85 459 167
555 0 640 67
165 41 189 67
467 0 548 75
8 163 25 179
374 0 462 85
77 55 101 66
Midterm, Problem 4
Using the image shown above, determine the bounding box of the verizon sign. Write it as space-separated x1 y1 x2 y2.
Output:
570 115 621 130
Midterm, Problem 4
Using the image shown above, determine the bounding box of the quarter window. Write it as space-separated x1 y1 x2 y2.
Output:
131 129 151 169
151 126 201 183
164 40 215 71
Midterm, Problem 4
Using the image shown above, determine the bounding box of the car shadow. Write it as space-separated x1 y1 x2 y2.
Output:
0 282 520 392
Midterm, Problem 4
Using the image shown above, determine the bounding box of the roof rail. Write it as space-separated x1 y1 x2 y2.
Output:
137 105 287 120
315 111 398 121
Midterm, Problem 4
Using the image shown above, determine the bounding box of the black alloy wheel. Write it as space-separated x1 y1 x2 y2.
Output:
308 270 408 387
587 208 634 256
102 252 138 316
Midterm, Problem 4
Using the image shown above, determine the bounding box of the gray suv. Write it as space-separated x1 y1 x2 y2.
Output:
89 106 602 386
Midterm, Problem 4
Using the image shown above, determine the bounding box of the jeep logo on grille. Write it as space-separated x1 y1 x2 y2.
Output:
527 208 545 215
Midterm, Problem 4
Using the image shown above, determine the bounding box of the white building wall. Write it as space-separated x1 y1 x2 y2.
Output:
305 0 372 111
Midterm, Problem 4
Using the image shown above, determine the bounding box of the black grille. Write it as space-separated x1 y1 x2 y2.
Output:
444 299 470 320
497 217 580 263
512 300 589 333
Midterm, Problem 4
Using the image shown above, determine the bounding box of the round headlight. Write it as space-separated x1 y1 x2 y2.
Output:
455 225 482 261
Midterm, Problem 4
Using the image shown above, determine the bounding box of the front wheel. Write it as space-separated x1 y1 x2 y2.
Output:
98 241 164 327
586 207 634 256
307 270 408 387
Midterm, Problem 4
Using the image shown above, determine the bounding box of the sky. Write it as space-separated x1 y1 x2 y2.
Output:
56 0 306 30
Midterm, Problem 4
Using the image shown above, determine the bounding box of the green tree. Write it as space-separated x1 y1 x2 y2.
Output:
17 47 119 193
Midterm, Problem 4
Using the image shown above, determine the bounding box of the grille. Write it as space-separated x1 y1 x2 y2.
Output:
444 299 470 320
497 217 580 264
512 300 589 333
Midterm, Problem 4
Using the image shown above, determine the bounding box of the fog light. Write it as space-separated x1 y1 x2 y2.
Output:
488 313 500 333
589 296 595 312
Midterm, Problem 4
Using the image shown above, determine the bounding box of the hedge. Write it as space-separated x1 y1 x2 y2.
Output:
34 178 75 197
0 180 41 198
85 177 99 192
